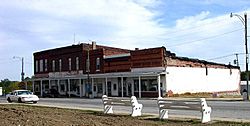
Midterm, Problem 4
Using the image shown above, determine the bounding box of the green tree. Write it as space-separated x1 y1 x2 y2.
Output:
7 82 20 92
0 79 11 95
241 71 250 81
0 79 21 95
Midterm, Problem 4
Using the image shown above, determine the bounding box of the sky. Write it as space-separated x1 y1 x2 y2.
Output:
0 0 250 81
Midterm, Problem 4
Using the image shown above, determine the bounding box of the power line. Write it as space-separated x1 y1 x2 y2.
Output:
207 53 245 60
168 28 243 47
165 17 228 36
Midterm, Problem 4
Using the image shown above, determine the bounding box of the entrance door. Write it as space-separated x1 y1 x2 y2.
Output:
127 82 132 96
107 82 112 96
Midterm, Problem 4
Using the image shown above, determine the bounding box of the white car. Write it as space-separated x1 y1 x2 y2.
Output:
6 90 39 103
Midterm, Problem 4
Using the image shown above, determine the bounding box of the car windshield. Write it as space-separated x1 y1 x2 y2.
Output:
17 91 32 95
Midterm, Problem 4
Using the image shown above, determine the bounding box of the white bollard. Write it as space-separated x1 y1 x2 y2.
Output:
130 96 143 117
200 98 212 123
102 95 113 114
158 97 168 119
159 109 168 119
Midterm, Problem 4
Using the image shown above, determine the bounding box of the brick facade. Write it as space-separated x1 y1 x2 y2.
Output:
33 42 238 78
32 42 240 98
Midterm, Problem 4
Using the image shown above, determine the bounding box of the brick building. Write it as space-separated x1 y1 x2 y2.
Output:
32 42 240 98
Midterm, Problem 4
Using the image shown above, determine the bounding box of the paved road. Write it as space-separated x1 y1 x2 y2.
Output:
1 97 250 121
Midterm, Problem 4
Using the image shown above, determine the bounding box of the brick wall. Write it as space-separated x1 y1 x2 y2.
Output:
131 47 164 68
34 44 83 74
103 56 131 73
33 43 238 78
166 57 236 69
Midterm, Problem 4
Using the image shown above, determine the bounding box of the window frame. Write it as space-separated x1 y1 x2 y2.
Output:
44 59 48 72
59 59 62 72
76 57 79 71
52 60 55 72
68 58 72 71
35 60 39 72
96 57 100 71
39 59 43 72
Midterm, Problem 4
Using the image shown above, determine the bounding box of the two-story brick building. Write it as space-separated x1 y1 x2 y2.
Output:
32 42 240 98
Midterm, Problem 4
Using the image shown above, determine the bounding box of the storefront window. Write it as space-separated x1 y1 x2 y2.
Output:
97 83 103 93
134 79 157 91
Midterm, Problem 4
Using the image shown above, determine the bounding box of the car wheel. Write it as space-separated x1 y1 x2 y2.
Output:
7 97 12 103
18 98 22 103
33 101 37 104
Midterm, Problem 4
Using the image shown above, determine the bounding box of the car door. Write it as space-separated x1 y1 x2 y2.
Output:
9 92 15 101
12 91 18 101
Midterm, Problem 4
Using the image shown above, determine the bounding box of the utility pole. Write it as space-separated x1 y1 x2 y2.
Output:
244 13 248 100
13 56 25 81
21 57 25 81
230 12 248 100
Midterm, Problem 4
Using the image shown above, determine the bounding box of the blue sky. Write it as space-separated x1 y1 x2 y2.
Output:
0 0 250 81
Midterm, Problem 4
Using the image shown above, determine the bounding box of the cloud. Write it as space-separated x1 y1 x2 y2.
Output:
163 9 250 70
0 0 250 80
0 0 166 80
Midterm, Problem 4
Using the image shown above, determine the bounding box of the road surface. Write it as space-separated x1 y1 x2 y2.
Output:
1 97 249 122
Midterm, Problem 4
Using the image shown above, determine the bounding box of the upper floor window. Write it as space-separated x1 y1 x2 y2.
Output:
39 59 43 72
76 57 79 70
52 60 55 72
96 57 100 71
59 59 62 72
68 58 72 71
35 60 38 72
44 59 48 72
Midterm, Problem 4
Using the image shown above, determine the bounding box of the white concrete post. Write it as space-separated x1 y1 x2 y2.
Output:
158 97 168 119
102 79 105 95
102 95 113 114
49 80 51 89
126 81 129 96
79 79 82 97
57 80 60 92
139 76 141 98
40 80 43 97
121 77 124 97
92 78 94 98
105 77 108 95
130 96 143 117
68 79 70 97
158 75 161 98
200 98 212 123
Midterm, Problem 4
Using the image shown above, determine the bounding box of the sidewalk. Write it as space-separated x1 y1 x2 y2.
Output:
139 97 245 101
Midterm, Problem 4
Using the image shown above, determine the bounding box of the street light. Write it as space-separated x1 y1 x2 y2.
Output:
13 56 25 81
86 44 91 98
230 12 248 100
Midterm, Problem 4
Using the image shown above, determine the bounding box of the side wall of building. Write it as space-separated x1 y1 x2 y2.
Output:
166 66 240 94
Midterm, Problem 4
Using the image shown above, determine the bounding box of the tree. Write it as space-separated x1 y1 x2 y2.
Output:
241 71 250 81
0 79 11 95
0 79 21 95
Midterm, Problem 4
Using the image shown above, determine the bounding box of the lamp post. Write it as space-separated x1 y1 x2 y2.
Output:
13 56 25 81
87 44 91 98
230 12 248 100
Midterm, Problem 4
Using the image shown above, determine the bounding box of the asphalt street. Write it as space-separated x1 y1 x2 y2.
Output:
1 97 250 122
